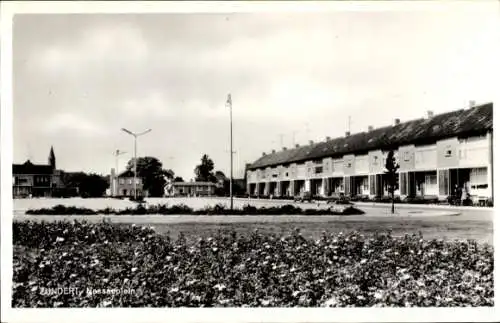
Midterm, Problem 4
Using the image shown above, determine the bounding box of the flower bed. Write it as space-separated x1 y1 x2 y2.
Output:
25 203 364 216
13 221 493 307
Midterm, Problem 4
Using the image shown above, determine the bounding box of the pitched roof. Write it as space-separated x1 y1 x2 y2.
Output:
248 103 493 170
118 170 136 178
13 160 54 175
173 181 216 186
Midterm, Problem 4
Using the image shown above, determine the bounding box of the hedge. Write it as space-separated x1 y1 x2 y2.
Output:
25 203 364 216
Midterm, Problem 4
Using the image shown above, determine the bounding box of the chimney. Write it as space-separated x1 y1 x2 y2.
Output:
262 152 266 156
427 110 434 119
309 140 314 146
368 125 374 132
282 147 287 151
345 131 350 137
325 136 331 141
394 118 401 126
271 149 276 154
469 100 476 109
295 144 300 148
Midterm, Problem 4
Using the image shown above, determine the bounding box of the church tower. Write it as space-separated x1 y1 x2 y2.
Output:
49 146 56 169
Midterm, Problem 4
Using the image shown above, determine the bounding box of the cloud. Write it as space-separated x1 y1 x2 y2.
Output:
43 113 106 137
121 91 176 118
35 22 149 76
12 9 499 179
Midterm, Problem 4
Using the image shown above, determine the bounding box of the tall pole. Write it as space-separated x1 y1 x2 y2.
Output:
113 149 126 196
121 128 151 200
228 94 234 211
134 136 138 200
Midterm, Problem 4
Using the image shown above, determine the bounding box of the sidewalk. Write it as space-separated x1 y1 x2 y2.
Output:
352 201 493 212
230 197 493 212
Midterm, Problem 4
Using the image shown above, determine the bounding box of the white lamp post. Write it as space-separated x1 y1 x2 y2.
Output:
121 128 152 200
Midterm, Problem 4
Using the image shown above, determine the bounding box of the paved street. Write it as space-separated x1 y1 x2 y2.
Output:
12 197 493 244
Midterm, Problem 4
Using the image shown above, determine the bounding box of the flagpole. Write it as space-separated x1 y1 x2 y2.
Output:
228 94 234 211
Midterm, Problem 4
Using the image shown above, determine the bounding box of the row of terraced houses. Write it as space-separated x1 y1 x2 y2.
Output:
246 102 493 205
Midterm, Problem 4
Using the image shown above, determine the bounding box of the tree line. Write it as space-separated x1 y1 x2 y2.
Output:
59 153 245 198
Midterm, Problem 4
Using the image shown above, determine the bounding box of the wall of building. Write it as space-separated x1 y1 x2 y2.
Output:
116 177 144 196
247 132 493 200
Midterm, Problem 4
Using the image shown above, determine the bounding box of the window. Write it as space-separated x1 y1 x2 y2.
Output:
362 178 369 191
403 151 410 162
369 175 377 195
438 170 449 196
373 156 379 165
444 146 453 158
470 168 488 189
315 167 323 174
414 152 421 164
400 173 408 195
285 172 289 177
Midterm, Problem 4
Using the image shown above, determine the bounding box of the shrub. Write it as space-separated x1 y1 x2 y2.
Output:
12 221 494 307
241 204 258 215
26 203 364 216
26 205 96 215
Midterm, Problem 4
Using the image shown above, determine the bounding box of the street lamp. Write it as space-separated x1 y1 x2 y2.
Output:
226 94 234 210
113 149 126 197
121 128 152 200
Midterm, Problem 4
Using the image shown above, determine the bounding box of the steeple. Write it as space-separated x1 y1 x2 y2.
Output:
49 146 56 169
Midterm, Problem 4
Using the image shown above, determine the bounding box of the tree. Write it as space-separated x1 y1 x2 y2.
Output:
384 150 400 214
126 156 174 197
63 172 108 198
215 170 226 179
194 154 216 182
174 176 184 182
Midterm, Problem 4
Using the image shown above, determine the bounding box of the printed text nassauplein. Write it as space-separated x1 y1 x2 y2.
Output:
39 287 135 296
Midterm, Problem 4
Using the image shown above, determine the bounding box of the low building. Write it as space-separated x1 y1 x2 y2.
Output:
246 102 493 205
12 147 64 198
172 181 216 196
113 170 146 197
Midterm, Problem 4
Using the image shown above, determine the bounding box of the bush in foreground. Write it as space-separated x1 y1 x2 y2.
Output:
13 221 493 307
25 203 364 216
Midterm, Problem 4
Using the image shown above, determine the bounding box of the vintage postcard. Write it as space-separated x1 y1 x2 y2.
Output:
1 1 499 322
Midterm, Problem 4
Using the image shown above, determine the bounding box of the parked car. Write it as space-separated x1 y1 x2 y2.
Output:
294 191 313 203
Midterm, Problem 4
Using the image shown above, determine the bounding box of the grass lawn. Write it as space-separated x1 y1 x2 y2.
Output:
14 213 493 245
128 217 493 245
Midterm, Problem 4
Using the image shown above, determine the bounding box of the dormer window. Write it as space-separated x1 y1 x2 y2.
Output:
445 149 452 158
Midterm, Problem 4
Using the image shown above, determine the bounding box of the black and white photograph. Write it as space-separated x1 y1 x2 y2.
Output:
1 1 499 322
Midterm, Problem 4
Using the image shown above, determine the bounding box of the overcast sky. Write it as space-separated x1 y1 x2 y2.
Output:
12 4 498 180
